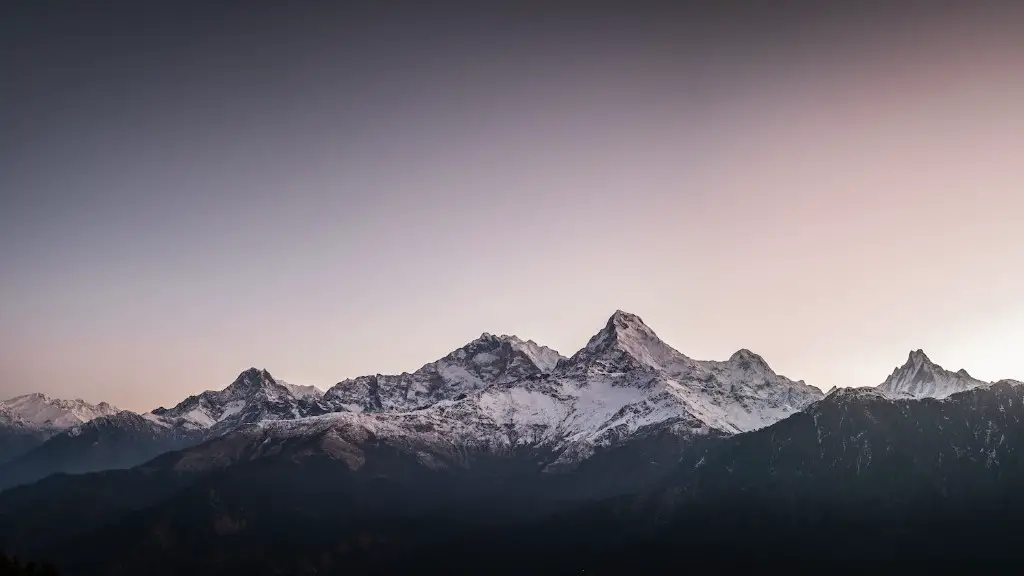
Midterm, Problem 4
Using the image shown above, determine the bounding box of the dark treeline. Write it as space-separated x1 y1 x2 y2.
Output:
0 554 57 576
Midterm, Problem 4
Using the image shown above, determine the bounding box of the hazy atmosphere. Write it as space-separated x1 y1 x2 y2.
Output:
2 1 1023 411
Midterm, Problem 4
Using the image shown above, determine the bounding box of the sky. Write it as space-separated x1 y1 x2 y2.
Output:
2 1 1023 411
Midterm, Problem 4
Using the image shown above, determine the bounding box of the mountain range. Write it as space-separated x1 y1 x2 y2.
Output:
0 311 826 488
0 310 1019 574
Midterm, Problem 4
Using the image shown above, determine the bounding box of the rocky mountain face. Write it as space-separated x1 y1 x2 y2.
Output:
149 368 331 432
878 349 992 399
321 333 563 412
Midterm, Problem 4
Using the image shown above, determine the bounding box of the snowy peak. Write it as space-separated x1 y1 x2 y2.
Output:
584 311 657 353
907 349 932 369
727 349 773 374
324 332 566 413
447 333 563 375
878 350 988 399
223 368 278 395
0 393 120 430
151 367 328 430
568 310 687 372
220 368 321 402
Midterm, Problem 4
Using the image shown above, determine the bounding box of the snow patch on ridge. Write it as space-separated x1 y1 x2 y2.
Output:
0 394 120 430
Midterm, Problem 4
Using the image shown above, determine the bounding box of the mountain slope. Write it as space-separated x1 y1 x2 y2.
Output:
664 381 1024 504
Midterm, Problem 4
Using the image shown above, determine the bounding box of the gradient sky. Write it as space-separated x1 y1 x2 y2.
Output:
2 2 1023 411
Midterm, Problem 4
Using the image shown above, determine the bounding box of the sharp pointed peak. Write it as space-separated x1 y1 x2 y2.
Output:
880 349 989 399
226 367 277 391
566 309 682 370
452 332 523 355
898 351 979 381
889 350 938 378
593 310 659 342
907 349 932 364
240 366 273 377
896 350 952 375
474 332 520 344
588 310 658 345
607 309 648 327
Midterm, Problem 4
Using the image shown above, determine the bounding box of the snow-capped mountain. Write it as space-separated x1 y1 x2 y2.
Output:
0 393 119 430
878 350 991 399
0 410 206 488
0 369 330 489
169 311 824 474
0 394 120 467
148 368 331 432
322 332 564 412
561 311 823 434
7 310 929 488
